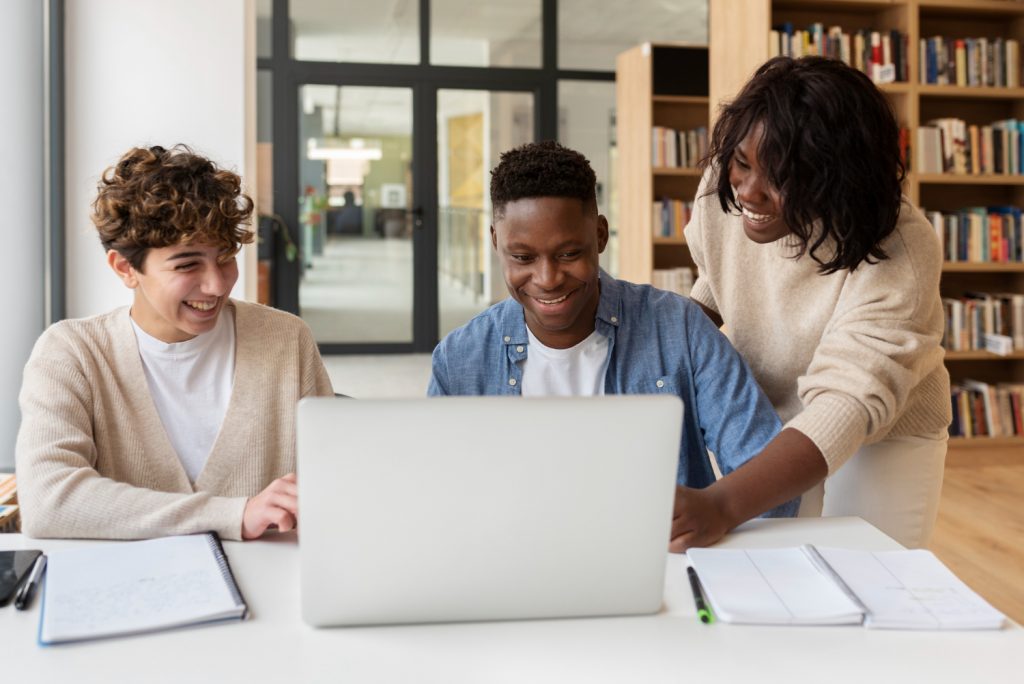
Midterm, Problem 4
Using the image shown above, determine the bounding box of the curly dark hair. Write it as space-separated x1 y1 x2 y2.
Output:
703 56 905 273
92 145 255 271
490 140 597 218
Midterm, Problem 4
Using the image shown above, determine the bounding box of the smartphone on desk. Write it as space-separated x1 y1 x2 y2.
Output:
0 550 43 607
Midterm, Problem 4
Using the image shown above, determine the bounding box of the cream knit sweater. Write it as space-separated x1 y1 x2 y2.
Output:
685 174 951 474
15 300 334 540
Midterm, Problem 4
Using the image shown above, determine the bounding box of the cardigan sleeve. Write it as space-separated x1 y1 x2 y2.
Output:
15 328 249 541
297 320 335 398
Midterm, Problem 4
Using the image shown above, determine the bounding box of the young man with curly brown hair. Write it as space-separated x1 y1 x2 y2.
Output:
16 145 333 541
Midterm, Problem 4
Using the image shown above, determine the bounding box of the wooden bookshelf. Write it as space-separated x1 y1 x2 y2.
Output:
616 43 708 284
709 0 1024 445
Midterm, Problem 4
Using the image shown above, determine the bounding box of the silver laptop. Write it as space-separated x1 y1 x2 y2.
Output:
297 395 682 627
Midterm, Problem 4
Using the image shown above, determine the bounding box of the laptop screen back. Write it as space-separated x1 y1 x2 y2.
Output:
298 395 682 626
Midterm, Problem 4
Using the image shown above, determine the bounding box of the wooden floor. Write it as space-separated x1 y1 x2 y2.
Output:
929 445 1024 625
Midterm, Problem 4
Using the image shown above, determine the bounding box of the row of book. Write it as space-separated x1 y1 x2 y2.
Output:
950 380 1024 438
925 206 1024 263
917 118 1024 176
652 267 694 298
919 36 1020 88
942 292 1024 353
651 126 708 169
769 23 908 84
651 199 693 239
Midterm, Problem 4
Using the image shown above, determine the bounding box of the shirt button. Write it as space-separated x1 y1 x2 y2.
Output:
656 380 665 388
503 336 511 343
610 316 618 324
516 345 524 353
509 378 517 386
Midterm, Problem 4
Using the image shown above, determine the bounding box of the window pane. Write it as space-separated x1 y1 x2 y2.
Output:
431 0 541 68
558 80 618 277
298 85 415 344
437 89 534 338
291 0 419 64
559 0 707 71
256 0 272 59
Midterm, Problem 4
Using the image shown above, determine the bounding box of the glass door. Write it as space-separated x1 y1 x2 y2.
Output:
297 85 416 345
436 89 534 339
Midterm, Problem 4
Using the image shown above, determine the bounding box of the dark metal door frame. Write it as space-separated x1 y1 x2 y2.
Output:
262 0 611 354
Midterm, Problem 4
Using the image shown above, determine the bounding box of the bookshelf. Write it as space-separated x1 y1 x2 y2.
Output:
616 44 709 286
709 0 1024 445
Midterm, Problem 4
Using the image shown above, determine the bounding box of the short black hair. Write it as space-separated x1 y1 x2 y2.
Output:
704 56 905 273
490 140 597 218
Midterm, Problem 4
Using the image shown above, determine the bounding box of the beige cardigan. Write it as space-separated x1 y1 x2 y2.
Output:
685 174 951 474
15 300 334 540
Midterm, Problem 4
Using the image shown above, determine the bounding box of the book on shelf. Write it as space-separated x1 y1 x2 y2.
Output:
652 267 693 297
651 125 707 169
651 198 693 239
769 23 907 84
920 35 1020 87
926 206 1023 263
941 291 1024 352
39 532 248 645
950 380 1024 438
687 545 1005 629
919 118 1024 177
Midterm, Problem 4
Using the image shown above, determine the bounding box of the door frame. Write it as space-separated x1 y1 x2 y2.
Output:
261 0 612 353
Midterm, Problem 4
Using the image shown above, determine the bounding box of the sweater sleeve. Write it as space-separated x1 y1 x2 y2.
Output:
683 169 719 314
15 331 248 541
298 320 335 398
783 221 947 473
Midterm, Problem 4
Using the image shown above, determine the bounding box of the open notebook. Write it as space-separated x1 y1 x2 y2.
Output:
39 533 248 645
687 545 1006 630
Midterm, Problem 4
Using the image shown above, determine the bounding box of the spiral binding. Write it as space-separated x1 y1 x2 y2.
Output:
204 532 249 618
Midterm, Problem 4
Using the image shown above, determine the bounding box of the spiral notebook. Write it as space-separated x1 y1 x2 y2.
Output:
39 533 248 645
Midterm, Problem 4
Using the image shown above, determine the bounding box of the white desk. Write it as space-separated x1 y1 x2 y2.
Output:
2 517 1020 683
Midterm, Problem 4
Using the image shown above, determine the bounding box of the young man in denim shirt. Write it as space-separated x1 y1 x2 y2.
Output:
430 141 825 550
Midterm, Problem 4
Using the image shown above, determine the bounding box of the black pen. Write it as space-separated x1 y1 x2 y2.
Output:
14 554 47 611
687 565 714 624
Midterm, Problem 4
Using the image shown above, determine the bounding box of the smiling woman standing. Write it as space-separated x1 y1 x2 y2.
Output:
685 57 951 548
16 145 334 541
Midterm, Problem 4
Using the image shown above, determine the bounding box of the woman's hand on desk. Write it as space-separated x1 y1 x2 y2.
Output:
242 473 299 540
668 485 732 552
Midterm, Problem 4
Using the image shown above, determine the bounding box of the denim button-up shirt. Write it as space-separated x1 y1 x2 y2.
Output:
429 272 799 517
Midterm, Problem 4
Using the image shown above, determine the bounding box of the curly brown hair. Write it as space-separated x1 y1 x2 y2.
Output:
92 145 254 271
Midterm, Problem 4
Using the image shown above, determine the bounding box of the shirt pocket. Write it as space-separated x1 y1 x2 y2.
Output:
624 373 680 397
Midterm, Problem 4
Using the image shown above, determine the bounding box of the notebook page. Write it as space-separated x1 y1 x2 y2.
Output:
686 548 863 625
41 535 244 643
816 547 1006 630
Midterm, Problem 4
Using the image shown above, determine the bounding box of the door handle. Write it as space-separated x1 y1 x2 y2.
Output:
410 206 425 229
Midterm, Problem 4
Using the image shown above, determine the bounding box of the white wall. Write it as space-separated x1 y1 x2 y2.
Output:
0 1 44 471
65 0 254 318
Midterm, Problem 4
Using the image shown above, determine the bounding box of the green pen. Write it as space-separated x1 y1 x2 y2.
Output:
687 566 715 624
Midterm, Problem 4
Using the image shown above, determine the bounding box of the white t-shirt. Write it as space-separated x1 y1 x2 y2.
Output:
130 308 236 483
521 327 610 397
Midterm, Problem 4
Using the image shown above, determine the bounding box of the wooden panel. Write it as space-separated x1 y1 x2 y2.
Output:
616 45 654 283
709 0 772 127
